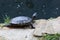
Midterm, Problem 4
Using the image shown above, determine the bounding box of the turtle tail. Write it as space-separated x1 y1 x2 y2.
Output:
3 24 11 27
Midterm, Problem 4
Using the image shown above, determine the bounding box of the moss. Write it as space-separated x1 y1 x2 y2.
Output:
3 15 10 24
42 33 60 40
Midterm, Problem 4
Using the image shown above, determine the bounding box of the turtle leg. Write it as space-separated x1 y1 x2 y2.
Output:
30 24 35 29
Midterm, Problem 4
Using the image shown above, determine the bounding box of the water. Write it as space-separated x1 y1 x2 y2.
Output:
0 0 60 23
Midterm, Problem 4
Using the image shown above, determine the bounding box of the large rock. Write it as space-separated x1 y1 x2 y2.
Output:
49 17 60 33
34 17 60 36
0 16 60 40
0 29 38 40
33 19 48 36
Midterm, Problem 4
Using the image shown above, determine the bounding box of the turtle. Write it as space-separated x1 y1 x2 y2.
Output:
4 12 37 29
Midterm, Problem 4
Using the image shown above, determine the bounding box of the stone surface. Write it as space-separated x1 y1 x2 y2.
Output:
0 29 37 40
0 16 60 40
34 17 60 36
33 19 48 36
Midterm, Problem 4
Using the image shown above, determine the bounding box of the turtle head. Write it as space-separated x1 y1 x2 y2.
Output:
31 12 37 23
32 12 37 20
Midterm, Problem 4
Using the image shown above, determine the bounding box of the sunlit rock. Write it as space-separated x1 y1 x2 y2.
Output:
0 29 37 40
33 19 48 36
0 16 60 40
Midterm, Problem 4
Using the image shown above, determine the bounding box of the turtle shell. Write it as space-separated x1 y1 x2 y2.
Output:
10 16 32 24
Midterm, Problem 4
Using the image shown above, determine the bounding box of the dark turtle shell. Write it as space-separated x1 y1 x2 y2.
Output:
10 16 32 25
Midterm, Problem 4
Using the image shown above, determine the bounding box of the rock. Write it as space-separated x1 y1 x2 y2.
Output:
33 19 48 36
34 19 47 28
0 29 39 40
0 36 6 40
45 19 56 34
50 17 60 33
33 17 60 36
2 27 10 30
0 16 60 40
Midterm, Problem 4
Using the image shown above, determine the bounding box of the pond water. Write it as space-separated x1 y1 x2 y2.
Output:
0 0 60 23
